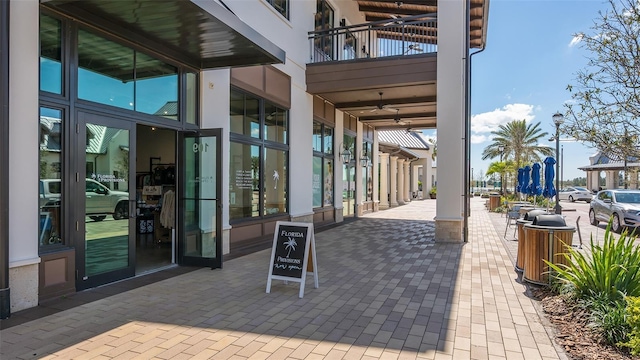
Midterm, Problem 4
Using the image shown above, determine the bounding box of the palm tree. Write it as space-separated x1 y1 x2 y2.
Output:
482 119 554 168
486 160 515 194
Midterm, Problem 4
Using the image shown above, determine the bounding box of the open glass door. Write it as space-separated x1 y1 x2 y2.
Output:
178 129 222 268
77 112 136 290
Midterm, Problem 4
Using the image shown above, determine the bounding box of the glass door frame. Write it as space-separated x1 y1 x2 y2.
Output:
177 128 222 269
75 111 136 291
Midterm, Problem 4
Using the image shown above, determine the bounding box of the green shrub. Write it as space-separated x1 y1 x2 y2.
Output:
585 294 629 345
620 296 640 354
546 222 640 304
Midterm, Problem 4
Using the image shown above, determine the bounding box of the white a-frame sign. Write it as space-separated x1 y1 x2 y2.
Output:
266 221 319 298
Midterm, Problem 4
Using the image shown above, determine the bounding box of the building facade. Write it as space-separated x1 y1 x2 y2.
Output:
0 0 488 317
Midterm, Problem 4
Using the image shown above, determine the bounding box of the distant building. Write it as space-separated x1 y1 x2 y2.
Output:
579 152 640 191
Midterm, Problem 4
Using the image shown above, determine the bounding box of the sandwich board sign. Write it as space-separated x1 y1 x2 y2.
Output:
266 221 318 298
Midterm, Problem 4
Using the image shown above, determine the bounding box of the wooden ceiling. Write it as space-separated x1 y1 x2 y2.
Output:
356 0 489 48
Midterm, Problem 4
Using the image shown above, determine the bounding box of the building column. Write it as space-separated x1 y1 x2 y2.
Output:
379 153 389 209
390 156 398 207
355 121 364 216
404 161 411 202
606 170 618 190
397 159 405 205
631 170 639 189
372 132 380 211
435 0 466 242
411 163 420 199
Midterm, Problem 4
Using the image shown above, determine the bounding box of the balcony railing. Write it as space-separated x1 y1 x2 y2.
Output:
308 14 437 64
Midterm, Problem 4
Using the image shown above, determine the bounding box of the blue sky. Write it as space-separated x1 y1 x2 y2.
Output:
439 0 611 183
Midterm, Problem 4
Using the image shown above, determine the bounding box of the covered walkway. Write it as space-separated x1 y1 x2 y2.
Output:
1 198 565 359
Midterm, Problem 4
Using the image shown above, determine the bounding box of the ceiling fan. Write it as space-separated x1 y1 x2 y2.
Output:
394 109 407 125
383 2 404 26
370 92 397 113
404 44 424 54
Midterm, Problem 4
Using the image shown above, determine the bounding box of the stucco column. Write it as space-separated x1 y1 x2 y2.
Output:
435 0 466 242
390 156 398 207
397 159 405 205
379 153 390 209
355 122 363 216
404 161 411 202
631 170 638 189
372 132 380 211
411 163 419 198
606 170 618 190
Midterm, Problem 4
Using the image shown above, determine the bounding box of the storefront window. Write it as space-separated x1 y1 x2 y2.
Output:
324 158 333 206
230 91 260 138
264 102 287 144
312 157 322 207
186 72 198 125
39 107 64 247
230 88 289 220
135 52 178 118
77 28 181 121
40 14 62 94
264 148 287 215
363 141 373 201
312 121 334 208
229 142 260 220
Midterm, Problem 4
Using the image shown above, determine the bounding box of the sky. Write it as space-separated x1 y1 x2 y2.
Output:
426 0 613 183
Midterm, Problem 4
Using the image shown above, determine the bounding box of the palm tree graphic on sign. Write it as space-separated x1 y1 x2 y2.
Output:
284 237 297 257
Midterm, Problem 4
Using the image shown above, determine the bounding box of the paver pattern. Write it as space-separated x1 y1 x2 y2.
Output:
1 197 567 359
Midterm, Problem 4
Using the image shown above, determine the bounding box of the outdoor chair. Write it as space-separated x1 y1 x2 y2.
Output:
504 205 522 239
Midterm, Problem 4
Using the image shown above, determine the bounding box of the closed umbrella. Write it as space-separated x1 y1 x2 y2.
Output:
522 165 531 197
529 163 542 203
543 157 556 211
516 168 524 194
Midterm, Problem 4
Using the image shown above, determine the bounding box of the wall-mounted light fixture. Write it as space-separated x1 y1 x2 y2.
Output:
360 155 370 167
341 147 352 164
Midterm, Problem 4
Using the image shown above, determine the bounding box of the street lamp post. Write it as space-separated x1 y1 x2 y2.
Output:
553 112 564 214
498 145 504 194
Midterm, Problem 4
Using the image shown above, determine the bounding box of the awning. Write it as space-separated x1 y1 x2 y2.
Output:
40 0 286 70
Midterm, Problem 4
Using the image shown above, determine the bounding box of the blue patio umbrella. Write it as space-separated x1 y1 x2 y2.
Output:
543 157 556 199
529 163 542 197
521 165 531 195
516 168 524 193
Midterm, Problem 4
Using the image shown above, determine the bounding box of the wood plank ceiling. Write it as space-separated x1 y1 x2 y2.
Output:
356 0 488 48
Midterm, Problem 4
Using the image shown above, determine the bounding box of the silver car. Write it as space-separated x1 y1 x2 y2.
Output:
589 189 640 233
558 186 593 202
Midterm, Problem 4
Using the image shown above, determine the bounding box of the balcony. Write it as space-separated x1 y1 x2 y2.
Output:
306 0 488 131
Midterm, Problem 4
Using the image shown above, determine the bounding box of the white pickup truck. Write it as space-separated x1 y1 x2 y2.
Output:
40 178 130 221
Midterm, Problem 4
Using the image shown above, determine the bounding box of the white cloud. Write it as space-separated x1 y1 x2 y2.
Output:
471 103 535 134
568 33 584 47
471 134 487 144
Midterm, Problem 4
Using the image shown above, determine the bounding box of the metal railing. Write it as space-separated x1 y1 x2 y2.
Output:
308 14 437 63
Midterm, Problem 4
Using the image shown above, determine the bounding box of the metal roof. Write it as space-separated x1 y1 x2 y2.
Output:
377 130 430 150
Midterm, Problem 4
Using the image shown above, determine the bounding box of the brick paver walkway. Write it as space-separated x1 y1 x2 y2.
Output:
1 197 567 359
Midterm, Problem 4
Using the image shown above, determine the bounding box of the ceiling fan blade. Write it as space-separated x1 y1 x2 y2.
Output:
382 107 397 113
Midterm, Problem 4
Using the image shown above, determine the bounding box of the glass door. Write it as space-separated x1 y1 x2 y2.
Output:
77 112 136 290
178 129 222 268
343 163 356 217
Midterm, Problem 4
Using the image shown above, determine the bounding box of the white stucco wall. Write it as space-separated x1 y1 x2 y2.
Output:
200 69 231 253
9 0 40 311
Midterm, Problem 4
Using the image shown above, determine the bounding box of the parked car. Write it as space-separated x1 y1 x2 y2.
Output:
40 178 130 221
589 189 640 233
558 186 593 203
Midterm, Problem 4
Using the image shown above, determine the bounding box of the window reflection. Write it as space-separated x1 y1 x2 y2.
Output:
78 29 134 110
312 122 322 152
77 28 181 120
40 14 62 94
264 102 287 144
229 142 260 220
230 90 260 138
264 148 287 215
186 72 198 124
136 52 178 118
39 107 63 246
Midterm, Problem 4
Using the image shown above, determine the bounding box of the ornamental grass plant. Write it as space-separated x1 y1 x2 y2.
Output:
547 223 640 303
546 222 640 346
